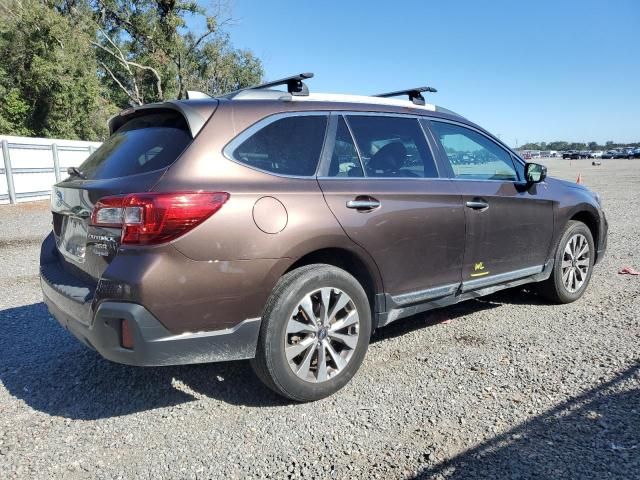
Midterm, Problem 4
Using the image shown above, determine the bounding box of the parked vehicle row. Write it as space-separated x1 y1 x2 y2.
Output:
601 148 640 159
560 149 640 160
523 149 640 160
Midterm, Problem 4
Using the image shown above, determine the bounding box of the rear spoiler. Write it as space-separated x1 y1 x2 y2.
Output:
108 99 219 138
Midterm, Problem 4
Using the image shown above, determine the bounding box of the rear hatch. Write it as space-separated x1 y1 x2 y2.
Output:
49 106 212 284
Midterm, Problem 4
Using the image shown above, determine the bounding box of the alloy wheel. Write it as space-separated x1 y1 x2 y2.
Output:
285 287 360 383
561 233 590 293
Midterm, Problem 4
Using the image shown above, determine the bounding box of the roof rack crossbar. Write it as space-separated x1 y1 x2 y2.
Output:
222 72 314 98
374 86 437 106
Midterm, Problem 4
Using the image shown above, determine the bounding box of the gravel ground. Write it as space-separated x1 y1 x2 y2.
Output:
0 159 638 479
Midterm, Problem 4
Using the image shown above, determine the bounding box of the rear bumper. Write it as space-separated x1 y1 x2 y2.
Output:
41 276 261 367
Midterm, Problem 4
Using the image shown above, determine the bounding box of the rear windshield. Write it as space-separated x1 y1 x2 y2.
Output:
77 111 192 180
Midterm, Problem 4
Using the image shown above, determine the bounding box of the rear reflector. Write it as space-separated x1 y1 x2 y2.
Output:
121 319 134 349
91 192 229 245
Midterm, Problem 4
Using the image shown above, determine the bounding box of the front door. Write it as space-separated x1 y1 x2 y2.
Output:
317 114 466 302
428 120 554 287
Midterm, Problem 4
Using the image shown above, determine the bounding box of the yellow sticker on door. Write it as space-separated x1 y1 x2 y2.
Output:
470 261 490 277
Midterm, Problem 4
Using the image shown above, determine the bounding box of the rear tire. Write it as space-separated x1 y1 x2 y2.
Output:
251 264 371 402
538 220 595 303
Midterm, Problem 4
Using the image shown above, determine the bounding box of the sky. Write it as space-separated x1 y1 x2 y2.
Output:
211 0 639 147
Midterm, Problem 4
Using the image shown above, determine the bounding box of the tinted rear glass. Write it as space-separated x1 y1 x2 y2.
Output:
76 112 192 180
231 115 327 176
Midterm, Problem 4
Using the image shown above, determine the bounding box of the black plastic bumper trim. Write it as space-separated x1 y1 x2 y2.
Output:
42 281 261 366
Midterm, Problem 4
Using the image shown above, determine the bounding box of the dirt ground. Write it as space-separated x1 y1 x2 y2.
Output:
0 159 638 479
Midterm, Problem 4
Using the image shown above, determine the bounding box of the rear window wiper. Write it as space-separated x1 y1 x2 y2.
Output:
67 166 87 179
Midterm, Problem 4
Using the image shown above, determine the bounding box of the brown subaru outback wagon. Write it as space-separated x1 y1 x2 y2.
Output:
41 74 608 401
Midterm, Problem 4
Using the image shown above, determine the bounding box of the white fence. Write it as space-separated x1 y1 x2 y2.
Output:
0 135 102 204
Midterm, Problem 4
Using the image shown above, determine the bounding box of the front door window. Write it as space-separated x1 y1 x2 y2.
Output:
430 121 518 181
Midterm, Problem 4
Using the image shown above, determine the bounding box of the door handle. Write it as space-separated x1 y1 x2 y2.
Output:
346 197 381 211
465 199 489 210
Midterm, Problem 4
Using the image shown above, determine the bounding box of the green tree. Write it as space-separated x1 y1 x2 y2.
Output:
0 1 263 140
520 142 541 150
548 141 570 151
0 85 32 136
92 0 264 104
0 0 116 139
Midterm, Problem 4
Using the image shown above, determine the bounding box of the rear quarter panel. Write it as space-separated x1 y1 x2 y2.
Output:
153 102 374 265
143 102 384 331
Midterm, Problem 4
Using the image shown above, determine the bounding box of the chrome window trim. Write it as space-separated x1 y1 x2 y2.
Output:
221 109 521 181
439 177 522 184
222 111 330 179
316 176 451 181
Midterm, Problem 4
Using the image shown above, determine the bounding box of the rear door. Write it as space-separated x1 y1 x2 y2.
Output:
427 119 554 287
50 109 197 282
317 113 465 303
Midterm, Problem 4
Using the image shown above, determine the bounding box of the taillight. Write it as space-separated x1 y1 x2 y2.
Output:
91 192 229 245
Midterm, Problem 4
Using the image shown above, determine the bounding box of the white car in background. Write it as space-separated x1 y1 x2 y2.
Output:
592 151 604 159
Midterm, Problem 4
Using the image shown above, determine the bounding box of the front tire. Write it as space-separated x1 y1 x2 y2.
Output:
538 220 595 303
251 264 371 402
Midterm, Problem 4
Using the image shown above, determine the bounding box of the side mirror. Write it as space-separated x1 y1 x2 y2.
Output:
525 162 547 184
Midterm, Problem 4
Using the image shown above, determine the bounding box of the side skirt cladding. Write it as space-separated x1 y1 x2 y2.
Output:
375 262 553 328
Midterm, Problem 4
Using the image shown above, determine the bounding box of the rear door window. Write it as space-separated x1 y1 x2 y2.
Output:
346 115 438 178
231 115 328 176
78 111 192 180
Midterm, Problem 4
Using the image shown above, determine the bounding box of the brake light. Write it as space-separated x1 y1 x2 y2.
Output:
91 192 229 245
